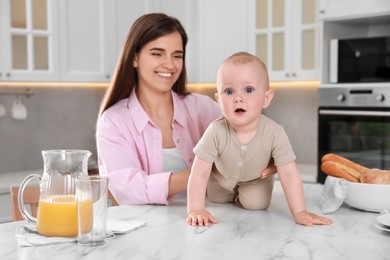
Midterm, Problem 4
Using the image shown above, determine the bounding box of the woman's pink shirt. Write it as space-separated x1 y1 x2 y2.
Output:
96 90 221 205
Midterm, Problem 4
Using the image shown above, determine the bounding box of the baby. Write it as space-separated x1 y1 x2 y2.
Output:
187 52 332 227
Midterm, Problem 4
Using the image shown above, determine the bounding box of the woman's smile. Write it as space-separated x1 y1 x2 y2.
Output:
156 72 174 78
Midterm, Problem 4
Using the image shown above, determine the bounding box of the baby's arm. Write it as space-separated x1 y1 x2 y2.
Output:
187 156 217 226
278 162 332 226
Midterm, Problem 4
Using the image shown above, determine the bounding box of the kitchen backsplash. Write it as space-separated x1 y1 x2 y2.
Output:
264 85 319 165
0 84 318 174
0 86 106 173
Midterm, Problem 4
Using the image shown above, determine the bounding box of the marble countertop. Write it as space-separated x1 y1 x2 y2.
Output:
0 181 389 260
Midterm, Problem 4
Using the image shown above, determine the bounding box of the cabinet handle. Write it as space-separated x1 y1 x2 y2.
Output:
6 73 10 77
292 73 296 77
285 73 290 77
106 75 110 79
320 10 325 14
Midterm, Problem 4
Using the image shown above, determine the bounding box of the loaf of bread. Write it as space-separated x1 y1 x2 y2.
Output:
321 153 367 182
360 169 390 184
321 161 360 182
321 153 390 184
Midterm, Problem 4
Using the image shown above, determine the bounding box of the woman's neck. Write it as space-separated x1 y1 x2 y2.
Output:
136 87 173 118
136 86 175 148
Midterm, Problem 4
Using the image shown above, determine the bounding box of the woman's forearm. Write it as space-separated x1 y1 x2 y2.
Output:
168 169 190 197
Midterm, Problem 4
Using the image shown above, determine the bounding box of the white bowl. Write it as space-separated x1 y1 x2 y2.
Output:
344 181 390 212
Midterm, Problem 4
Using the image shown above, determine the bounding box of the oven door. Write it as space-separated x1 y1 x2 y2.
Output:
318 108 390 183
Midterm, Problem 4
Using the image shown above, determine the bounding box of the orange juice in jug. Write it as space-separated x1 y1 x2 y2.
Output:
36 195 93 237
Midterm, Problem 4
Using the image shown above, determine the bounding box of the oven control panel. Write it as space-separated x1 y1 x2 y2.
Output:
319 86 390 107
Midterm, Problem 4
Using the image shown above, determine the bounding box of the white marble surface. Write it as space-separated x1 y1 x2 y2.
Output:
0 181 389 260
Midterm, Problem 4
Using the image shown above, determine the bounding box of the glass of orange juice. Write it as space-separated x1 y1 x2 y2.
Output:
76 176 108 246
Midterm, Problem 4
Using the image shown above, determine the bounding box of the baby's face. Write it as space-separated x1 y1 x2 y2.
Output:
215 61 273 129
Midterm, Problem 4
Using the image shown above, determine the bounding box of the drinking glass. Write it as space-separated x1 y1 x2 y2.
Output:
76 176 108 246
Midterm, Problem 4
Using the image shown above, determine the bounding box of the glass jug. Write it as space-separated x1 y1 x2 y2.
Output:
18 150 91 237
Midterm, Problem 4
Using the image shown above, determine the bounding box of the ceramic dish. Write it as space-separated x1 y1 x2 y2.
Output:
375 223 390 232
377 213 390 227
344 181 390 212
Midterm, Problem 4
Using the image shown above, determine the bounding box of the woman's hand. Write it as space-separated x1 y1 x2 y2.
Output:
293 211 333 226
187 209 218 226
260 159 277 179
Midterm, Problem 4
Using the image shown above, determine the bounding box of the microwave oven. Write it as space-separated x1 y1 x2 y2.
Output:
329 36 390 83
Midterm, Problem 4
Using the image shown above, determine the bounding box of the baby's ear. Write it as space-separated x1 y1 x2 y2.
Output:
263 89 274 108
214 93 219 103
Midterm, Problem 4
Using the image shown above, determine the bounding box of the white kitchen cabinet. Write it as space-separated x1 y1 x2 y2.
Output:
1 0 200 83
319 0 390 21
1 0 132 83
250 0 319 81
2 1 321 83
0 0 59 82
58 0 113 82
196 0 249 83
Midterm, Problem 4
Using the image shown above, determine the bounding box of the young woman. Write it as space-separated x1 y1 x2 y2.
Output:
96 13 220 205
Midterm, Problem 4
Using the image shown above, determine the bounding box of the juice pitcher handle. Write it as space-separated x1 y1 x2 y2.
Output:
18 174 41 223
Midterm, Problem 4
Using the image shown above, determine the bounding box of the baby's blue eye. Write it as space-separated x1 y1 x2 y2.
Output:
225 89 233 95
245 87 254 93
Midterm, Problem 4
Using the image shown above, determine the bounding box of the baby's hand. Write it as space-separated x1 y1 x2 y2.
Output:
293 211 333 226
187 209 218 226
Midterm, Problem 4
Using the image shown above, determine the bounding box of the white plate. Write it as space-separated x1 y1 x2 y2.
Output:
377 213 390 227
375 223 390 232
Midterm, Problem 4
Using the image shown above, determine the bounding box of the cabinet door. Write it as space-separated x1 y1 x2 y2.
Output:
252 0 291 81
58 0 111 82
252 0 318 81
197 0 249 83
291 0 319 80
0 0 59 82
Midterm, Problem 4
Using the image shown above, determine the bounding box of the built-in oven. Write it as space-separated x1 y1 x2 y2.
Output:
317 86 390 184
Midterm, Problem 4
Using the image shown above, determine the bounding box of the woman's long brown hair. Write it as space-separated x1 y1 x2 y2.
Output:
98 13 189 117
